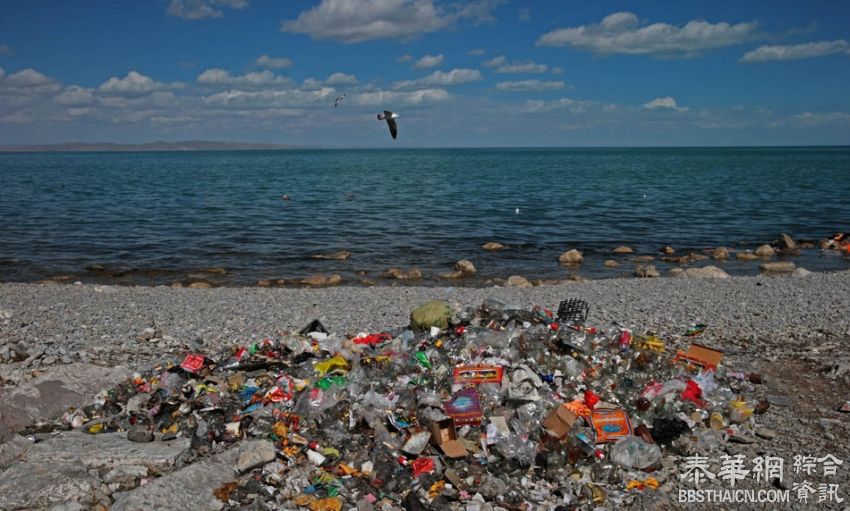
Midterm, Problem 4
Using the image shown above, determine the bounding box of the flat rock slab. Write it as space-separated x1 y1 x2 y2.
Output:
0 434 33 470
0 363 131 443
0 460 99 510
110 447 240 511
25 430 190 471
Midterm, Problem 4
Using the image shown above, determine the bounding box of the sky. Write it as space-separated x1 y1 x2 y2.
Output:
1 0 849 147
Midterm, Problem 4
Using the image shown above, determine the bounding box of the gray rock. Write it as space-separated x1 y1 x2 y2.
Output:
0 460 99 509
25 430 189 471
48 502 88 511
236 440 277 473
110 448 239 511
778 233 797 251
103 464 148 484
127 427 154 443
0 434 33 470
0 363 131 444
712 247 730 260
43 355 57 365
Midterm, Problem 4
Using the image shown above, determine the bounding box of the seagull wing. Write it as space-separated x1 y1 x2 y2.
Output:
386 117 398 139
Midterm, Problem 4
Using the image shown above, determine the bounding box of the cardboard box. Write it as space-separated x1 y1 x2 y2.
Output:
543 404 579 439
427 418 468 458
674 343 723 370
453 365 504 385
590 408 632 443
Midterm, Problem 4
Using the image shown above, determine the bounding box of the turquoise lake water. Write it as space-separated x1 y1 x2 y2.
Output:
1 147 849 285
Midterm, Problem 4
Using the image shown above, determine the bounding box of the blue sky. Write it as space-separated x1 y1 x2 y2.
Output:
1 0 849 146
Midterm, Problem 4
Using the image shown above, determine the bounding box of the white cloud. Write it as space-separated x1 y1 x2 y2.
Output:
793 111 850 126
495 80 566 91
393 68 482 89
413 54 444 69
495 61 549 74
0 45 12 56
281 0 499 43
3 68 57 88
167 0 249 20
482 55 507 67
468 48 486 56
197 69 293 87
348 88 451 106
54 85 96 105
537 12 758 58
202 88 336 109
740 40 850 63
98 71 181 96
518 8 530 23
642 96 686 111
325 72 358 85
255 54 293 69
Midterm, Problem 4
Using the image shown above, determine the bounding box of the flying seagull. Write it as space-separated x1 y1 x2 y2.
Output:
333 93 347 107
377 110 399 139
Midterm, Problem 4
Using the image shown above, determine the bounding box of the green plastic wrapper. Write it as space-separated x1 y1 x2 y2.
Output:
409 300 451 332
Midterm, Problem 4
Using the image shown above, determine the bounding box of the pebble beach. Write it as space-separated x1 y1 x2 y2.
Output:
1 271 850 509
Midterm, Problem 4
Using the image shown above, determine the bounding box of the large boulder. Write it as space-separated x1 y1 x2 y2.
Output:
0 364 131 444
558 249 583 264
777 233 797 251
736 252 759 261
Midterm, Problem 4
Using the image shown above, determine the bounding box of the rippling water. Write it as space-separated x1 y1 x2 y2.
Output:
1 147 849 285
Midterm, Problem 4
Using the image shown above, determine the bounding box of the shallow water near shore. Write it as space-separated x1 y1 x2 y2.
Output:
1 147 849 286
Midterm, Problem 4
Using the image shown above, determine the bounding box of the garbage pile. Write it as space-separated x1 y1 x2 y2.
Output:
28 298 771 510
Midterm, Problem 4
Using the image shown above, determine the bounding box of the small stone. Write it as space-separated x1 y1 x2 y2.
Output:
634 265 660 278
42 355 57 366
669 268 684 276
792 267 812 278
712 247 730 260
612 245 633 254
754 244 775 257
454 259 476 274
660 246 675 254
187 282 212 289
170 282 183 288
256 279 271 287
755 428 776 440
558 249 583 264
505 275 532 288
629 255 655 262
688 253 709 261
766 394 792 407
382 268 422 280
139 328 156 341
682 266 729 279
439 271 464 279
481 242 505 251
736 252 759 261
760 261 796 273
728 433 757 444
300 274 342 286
603 260 618 268
127 427 154 443
236 440 276 473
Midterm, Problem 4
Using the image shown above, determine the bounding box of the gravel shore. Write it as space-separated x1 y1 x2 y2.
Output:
1 272 849 510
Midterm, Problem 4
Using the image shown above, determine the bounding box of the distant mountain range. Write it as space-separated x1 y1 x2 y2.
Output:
0 141 303 152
